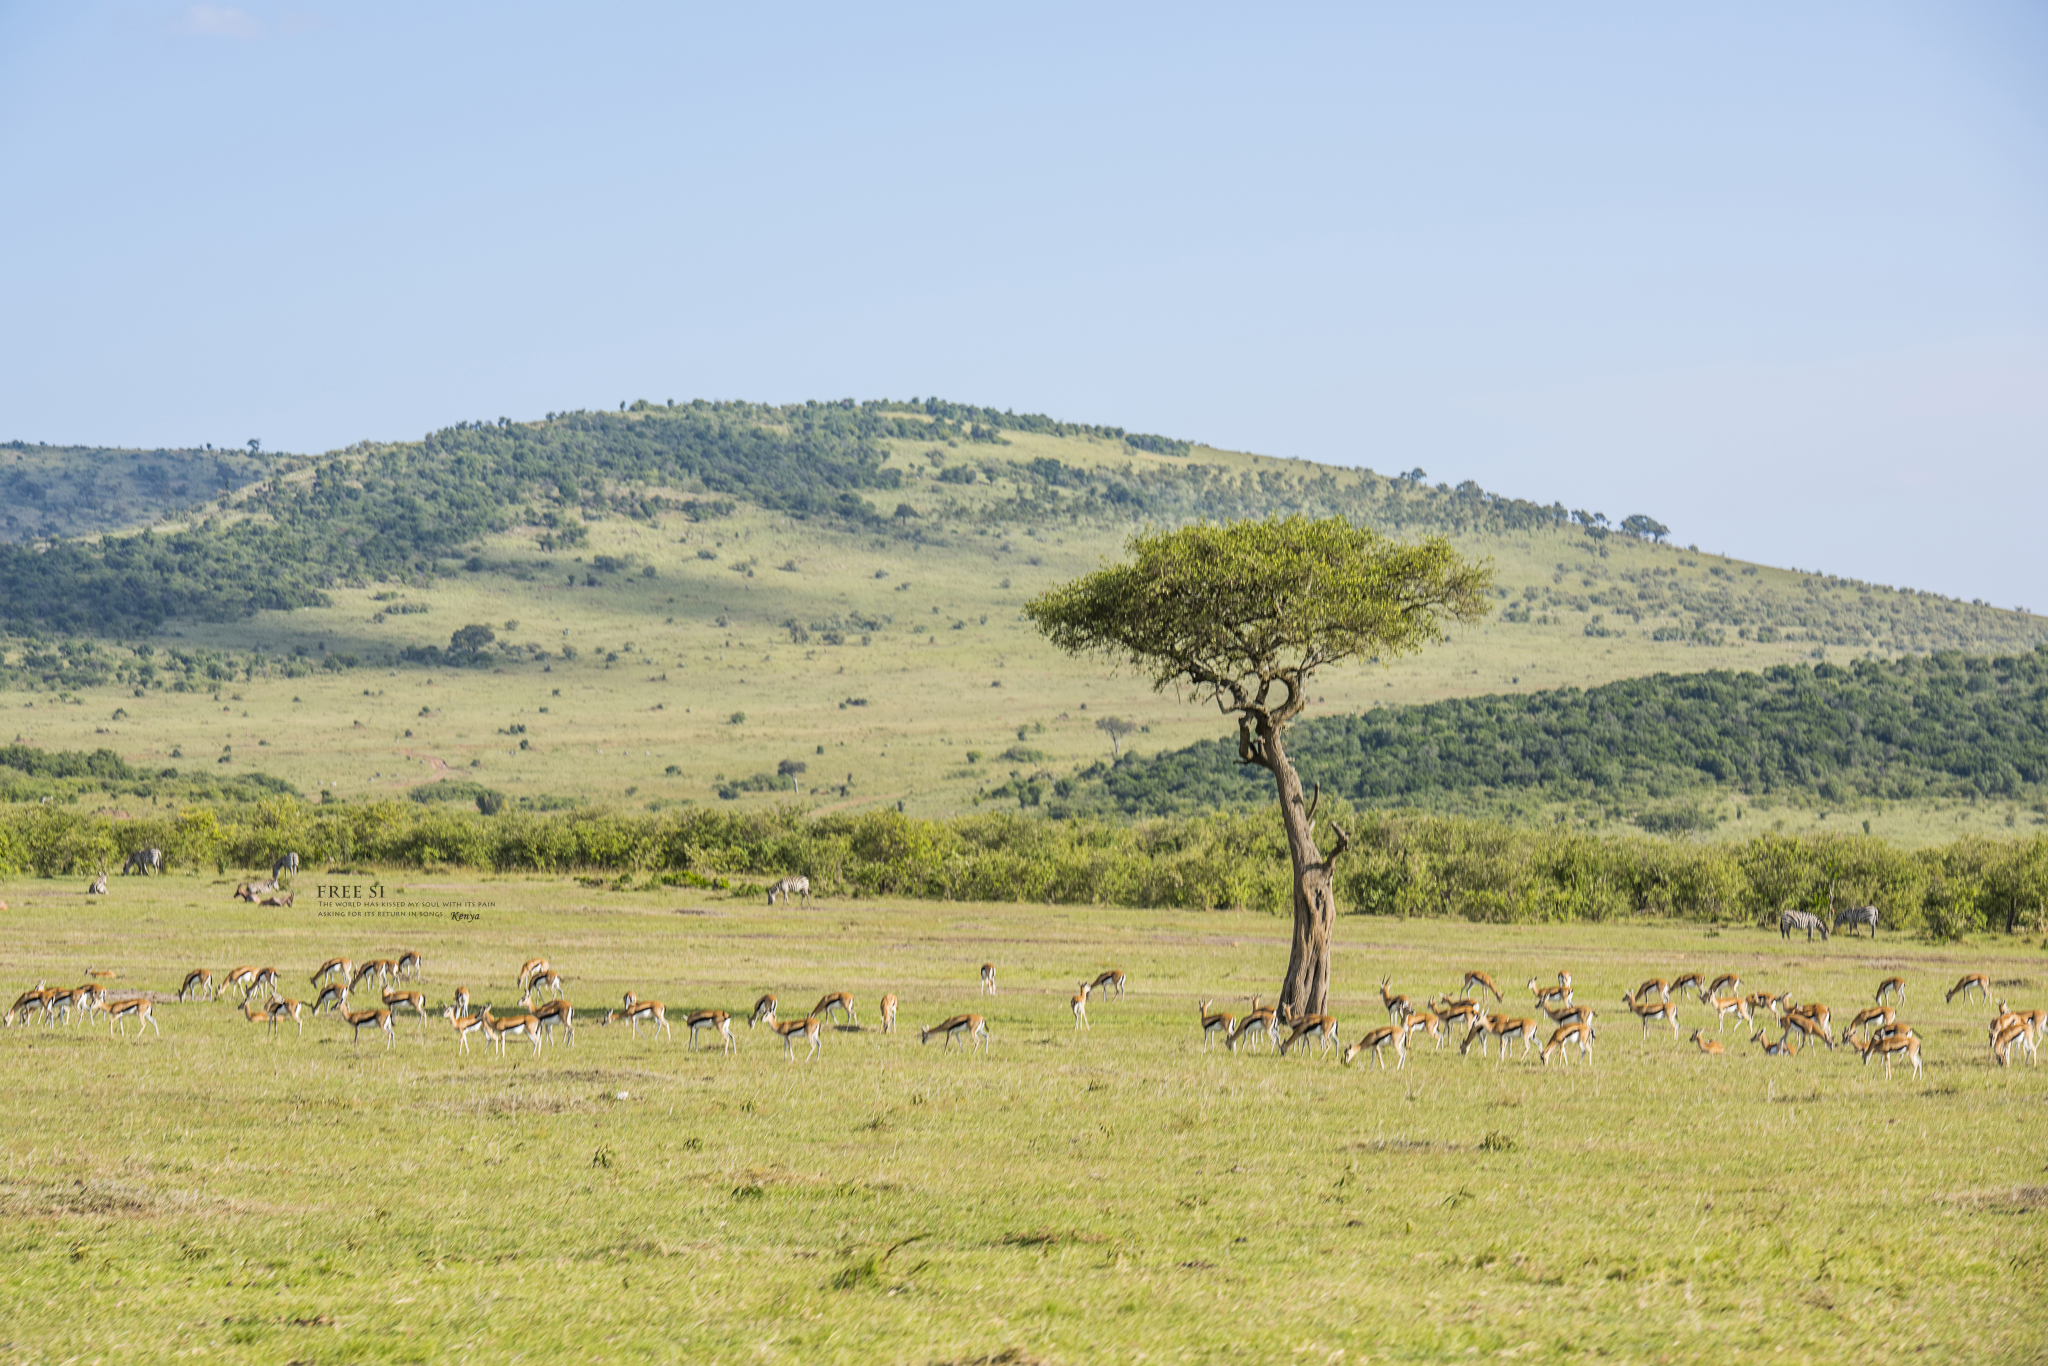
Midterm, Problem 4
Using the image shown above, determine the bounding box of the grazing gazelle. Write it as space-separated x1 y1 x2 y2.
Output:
685 1008 733 1053
524 970 564 1003
812 992 858 1026
1855 1030 1922 1079
1541 1021 1593 1066
1991 1018 2037 1068
1688 1029 1724 1056
350 960 397 994
920 1013 989 1055
879 994 898 1035
1670 972 1705 1002
1622 990 1681 1041
245 967 280 1003
1782 1003 1833 1049
1526 978 1570 1011
1070 983 1090 1031
222 966 260 1001
340 1004 394 1049
980 963 996 996
1845 1005 1896 1043
1705 972 1741 1002
516 958 552 992
615 996 671 1041
1945 973 1991 1006
310 984 347 1017
748 994 779 1029
1198 999 1237 1049
1400 1008 1446 1051
177 969 216 1003
1751 1029 1796 1057
264 997 306 1038
1378 978 1413 1023
311 958 354 990
1227 997 1279 1053
395 951 422 983
1875 977 1905 1007
1279 1014 1340 1059
1633 978 1673 1004
1460 970 1503 1003
1089 969 1127 1001
1434 997 1483 1035
1342 1024 1406 1070
768 1015 823 1061
384 987 430 1028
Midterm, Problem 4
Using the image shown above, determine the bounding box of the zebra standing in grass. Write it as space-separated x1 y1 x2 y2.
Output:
1832 903 1880 939
1779 909 1830 942
272 852 300 884
122 847 164 876
767 875 811 907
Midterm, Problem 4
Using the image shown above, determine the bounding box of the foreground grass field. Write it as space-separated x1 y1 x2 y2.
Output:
3 874 2045 1364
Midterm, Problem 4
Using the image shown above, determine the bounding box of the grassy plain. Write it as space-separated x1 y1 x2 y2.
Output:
16 429 2044 844
2 872 2044 1363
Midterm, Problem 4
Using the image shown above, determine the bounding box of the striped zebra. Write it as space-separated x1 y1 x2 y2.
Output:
1832 903 1880 939
122 847 164 876
272 851 300 883
767 875 811 907
1779 909 1830 942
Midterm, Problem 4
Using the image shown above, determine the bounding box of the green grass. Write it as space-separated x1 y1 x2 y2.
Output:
3 873 2044 1362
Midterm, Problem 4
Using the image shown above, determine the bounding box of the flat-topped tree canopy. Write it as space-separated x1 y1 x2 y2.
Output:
1027 515 1493 1019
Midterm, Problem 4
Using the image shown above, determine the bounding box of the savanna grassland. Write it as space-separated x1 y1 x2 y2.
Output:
2 873 2044 1364
7 409 2046 844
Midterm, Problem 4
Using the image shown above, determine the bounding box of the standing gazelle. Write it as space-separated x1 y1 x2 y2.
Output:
177 969 216 1003
1280 1014 1340 1059
1089 969 1126 1001
104 997 159 1038
767 1015 822 1061
1198 999 1237 1049
1541 1021 1593 1066
1876 977 1905 1007
879 994 898 1035
979 963 996 996
1946 974 1991 1006
685 1008 733 1053
812 992 857 1026
340 1004 394 1049
1342 1024 1406 1070
1459 970 1503 1003
1071 983 1090 1031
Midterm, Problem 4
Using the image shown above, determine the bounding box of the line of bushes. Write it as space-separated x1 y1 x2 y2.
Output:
1 799 2042 939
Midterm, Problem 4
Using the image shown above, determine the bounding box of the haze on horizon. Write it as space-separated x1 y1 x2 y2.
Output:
1 2 2044 611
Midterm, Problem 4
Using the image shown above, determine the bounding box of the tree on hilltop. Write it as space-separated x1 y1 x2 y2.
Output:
1026 516 1492 1020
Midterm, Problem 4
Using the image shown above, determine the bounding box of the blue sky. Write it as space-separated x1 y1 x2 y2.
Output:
3 3 2044 608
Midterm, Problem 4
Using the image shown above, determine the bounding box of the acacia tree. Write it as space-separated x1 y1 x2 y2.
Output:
1027 516 1491 1019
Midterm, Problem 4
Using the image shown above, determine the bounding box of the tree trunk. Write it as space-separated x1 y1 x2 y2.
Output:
1263 728 1343 1023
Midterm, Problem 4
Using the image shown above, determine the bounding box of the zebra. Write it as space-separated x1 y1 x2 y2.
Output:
1832 903 1880 939
767 875 811 907
271 851 300 884
1779 909 1830 942
122 847 164 877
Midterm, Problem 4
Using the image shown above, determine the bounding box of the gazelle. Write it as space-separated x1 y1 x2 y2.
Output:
1780 1008 1834 1052
311 984 347 1017
1704 993 1752 1032
812 992 857 1026
768 1014 822 1061
1670 972 1705 1002
920 1013 988 1055
1876 976 1905 1007
265 997 306 1038
1622 990 1681 1041
1945 973 1991 1006
1992 1018 2037 1068
6 985 54 1027
1089 969 1127 1001
1632 978 1673 1004
246 967 279 1003
222 966 260 1000
532 998 575 1045
444 1004 486 1053
1688 1029 1724 1056
1751 1029 1796 1057
1227 997 1278 1053
1747 991 1788 1022
104 997 159 1038
1378 978 1413 1023
616 997 671 1041
516 958 551 992
1198 999 1237 1049
879 994 898 1035
1855 1030 1922 1079
311 958 354 989
1705 972 1741 1001
1434 997 1483 1035
1526 978 1570 1011
383 987 430 1027
350 960 396 994
748 993 778 1028
1460 970 1503 1003
1400 1009 1445 1051
1071 983 1090 1031
340 1004 394 1049
42 987 83 1027
395 950 421 983
1279 1014 1340 1059
479 1007 542 1056
524 970 564 1002
451 986 471 1019
1541 1021 1593 1066
980 963 996 996
1342 1024 1407 1070
684 1008 732 1053
177 969 216 1003
1845 1006 1896 1043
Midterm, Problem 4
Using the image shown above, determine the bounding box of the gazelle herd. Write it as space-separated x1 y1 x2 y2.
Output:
6 942 2039 1089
